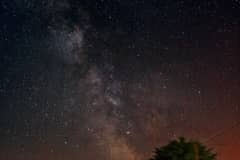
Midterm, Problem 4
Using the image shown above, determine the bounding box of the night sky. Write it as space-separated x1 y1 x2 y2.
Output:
0 0 240 160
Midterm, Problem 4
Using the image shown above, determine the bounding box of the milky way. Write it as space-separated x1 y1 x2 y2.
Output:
0 0 240 160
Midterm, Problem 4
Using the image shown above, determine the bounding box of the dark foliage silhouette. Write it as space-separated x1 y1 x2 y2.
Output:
150 137 216 160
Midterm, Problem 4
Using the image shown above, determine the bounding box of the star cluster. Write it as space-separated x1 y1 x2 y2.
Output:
0 0 240 160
